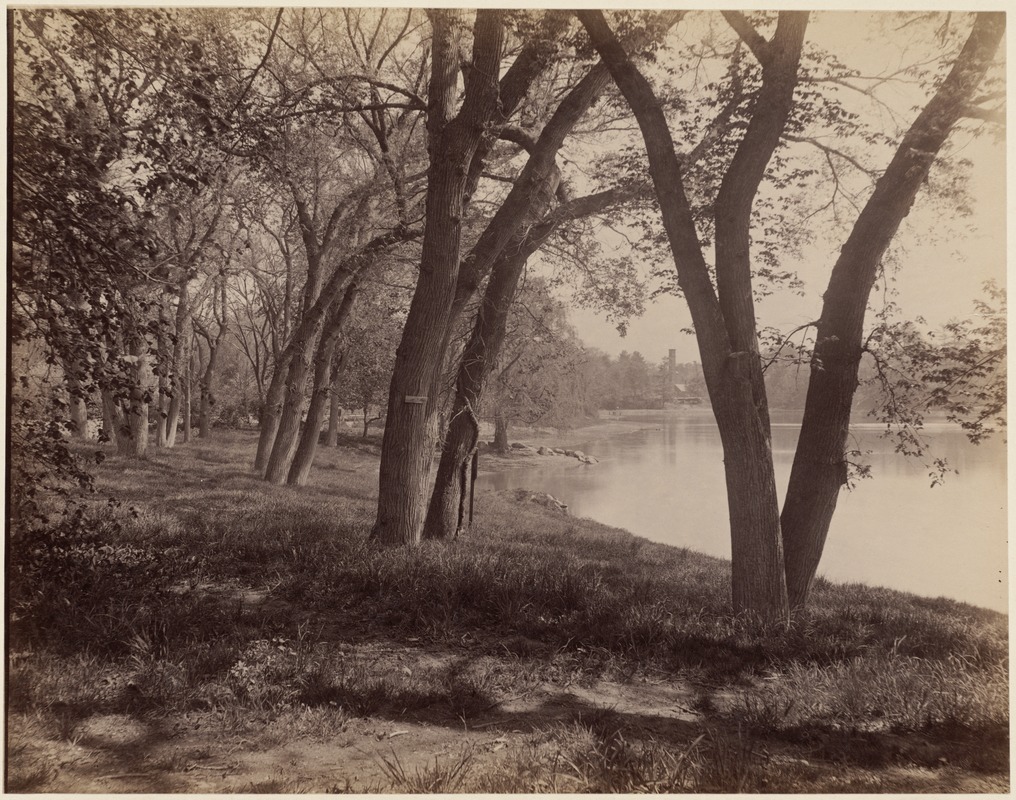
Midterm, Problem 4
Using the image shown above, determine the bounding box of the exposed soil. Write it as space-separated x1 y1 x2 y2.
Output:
9 646 1008 794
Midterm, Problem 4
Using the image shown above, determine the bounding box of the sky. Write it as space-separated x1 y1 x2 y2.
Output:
553 10 1007 365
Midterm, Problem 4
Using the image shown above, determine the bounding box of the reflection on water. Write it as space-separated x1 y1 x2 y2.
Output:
479 410 1008 612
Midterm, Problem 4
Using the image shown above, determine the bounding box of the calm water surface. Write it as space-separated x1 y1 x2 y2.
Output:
479 410 1008 612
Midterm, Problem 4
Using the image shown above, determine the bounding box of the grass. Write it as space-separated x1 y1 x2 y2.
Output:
7 429 1009 792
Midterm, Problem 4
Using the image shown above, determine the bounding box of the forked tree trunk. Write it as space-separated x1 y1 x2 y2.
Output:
780 12 1005 610
579 10 808 624
287 283 359 486
373 11 507 546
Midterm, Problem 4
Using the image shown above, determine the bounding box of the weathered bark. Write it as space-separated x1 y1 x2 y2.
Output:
155 297 172 448
780 12 1005 610
424 212 569 539
163 290 194 447
197 343 220 439
287 283 359 486
424 250 524 537
121 333 153 458
373 11 507 546
68 394 89 439
579 10 807 623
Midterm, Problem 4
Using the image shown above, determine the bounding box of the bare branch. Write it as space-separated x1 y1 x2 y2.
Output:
784 134 879 178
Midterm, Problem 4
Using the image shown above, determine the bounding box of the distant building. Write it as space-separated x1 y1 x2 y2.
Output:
662 348 703 406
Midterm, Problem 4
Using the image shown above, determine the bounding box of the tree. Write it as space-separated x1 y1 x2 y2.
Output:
11 9 227 461
336 294 405 440
778 13 1005 610
579 10 1004 622
372 11 513 545
286 281 361 486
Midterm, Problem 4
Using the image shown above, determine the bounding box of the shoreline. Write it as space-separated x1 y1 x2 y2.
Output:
475 418 654 475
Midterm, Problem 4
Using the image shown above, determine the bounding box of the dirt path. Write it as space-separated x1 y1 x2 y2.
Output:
9 666 705 793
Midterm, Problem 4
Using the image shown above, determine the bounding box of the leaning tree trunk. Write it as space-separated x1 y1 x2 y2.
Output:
254 229 414 474
578 9 808 624
424 231 548 539
254 349 294 471
780 12 1005 610
263 322 323 483
373 11 506 546
287 283 359 486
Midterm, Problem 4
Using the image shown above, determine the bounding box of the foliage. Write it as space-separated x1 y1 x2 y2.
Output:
482 278 589 429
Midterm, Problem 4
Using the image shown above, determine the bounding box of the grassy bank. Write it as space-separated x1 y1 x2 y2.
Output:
7 430 1008 792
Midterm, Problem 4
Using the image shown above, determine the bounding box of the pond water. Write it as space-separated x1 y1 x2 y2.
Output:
479 410 1008 613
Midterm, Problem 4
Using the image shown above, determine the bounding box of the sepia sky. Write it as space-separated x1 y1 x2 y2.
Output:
558 8 1007 364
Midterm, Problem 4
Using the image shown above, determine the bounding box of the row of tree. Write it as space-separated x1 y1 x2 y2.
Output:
11 9 1004 626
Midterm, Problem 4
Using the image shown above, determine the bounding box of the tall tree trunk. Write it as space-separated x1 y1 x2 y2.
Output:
579 10 807 623
373 11 507 546
119 333 153 458
263 322 323 482
254 349 293 471
780 12 1005 610
420 64 609 536
198 342 221 439
100 390 125 449
69 395 89 439
154 296 172 448
287 283 359 486
64 366 90 439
